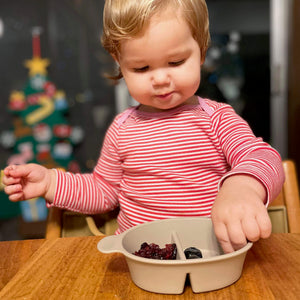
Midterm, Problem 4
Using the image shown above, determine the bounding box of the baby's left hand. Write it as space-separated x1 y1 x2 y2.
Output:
211 175 272 253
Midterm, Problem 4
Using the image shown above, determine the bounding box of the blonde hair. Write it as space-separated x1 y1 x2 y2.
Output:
102 0 210 79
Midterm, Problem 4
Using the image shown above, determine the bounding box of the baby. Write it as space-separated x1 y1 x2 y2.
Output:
2 0 284 253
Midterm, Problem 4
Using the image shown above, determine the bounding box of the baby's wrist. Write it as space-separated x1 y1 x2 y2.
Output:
44 168 57 203
223 174 267 202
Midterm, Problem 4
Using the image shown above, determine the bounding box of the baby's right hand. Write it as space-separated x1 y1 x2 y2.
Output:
2 164 56 203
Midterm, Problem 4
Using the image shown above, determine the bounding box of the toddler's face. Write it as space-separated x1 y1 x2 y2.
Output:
117 9 202 112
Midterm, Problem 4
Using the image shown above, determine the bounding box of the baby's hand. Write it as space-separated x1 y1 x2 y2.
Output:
2 164 56 203
211 175 271 253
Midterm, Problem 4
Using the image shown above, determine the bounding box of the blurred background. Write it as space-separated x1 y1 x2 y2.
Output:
0 0 299 241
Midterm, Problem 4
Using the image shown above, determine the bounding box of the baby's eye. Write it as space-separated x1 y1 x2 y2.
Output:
133 66 149 73
169 60 185 66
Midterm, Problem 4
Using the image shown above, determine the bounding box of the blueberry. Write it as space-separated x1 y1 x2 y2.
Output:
184 247 203 259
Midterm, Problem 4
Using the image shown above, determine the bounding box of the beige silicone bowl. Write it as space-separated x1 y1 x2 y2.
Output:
97 217 252 294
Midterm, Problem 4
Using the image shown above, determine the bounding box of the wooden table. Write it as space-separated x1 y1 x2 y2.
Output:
0 234 299 299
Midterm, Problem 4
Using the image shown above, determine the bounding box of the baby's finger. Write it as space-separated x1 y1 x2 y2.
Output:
213 222 235 253
226 221 247 251
4 164 26 178
4 183 22 196
4 182 24 202
4 165 18 176
8 192 24 202
2 175 21 186
241 217 260 242
256 211 272 239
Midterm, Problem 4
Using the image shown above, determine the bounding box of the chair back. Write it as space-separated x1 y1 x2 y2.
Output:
268 160 300 233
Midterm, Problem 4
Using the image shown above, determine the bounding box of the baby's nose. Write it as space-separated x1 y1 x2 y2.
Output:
151 69 170 86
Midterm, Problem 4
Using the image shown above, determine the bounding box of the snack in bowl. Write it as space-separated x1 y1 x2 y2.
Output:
184 247 203 259
134 242 177 260
97 217 252 294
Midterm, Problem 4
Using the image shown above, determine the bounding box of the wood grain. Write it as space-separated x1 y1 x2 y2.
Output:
45 207 62 239
0 234 299 299
0 239 45 290
283 160 300 233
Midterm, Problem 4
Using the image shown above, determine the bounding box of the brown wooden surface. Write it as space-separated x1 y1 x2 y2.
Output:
282 160 300 233
45 207 62 239
268 160 300 233
0 234 299 299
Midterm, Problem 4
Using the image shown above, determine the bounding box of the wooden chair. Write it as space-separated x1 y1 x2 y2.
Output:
45 159 300 239
268 160 300 233
45 208 118 239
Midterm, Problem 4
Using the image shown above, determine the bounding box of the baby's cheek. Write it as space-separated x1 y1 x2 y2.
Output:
127 81 149 103
178 75 200 96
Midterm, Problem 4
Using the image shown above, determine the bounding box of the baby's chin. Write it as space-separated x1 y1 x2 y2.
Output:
138 96 197 113
138 103 179 113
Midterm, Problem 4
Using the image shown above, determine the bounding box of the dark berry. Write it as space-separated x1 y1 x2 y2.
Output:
134 242 177 260
140 242 149 249
184 247 203 259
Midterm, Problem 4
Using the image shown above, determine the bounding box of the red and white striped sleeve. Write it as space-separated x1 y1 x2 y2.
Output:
51 112 126 214
210 103 285 204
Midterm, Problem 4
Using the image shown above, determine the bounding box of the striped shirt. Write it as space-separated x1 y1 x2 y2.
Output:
52 97 284 234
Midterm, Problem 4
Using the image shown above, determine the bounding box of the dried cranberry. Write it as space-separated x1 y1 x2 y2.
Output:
134 242 177 260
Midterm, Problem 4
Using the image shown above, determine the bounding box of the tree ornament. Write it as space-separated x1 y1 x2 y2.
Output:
1 27 84 222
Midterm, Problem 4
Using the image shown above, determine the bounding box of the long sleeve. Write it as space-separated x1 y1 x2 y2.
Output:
212 104 284 204
51 115 123 214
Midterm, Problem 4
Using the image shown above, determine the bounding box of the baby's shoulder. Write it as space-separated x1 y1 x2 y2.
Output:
111 106 137 128
201 98 232 113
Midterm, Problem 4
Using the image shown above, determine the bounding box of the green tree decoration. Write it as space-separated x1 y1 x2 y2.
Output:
1 27 83 222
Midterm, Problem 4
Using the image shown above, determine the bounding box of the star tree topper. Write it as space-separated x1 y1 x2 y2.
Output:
24 27 50 77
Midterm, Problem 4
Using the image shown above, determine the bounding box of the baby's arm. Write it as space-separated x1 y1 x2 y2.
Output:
207 102 284 253
2 164 56 203
211 174 271 253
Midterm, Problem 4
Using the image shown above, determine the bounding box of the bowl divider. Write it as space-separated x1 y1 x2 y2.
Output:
170 231 186 260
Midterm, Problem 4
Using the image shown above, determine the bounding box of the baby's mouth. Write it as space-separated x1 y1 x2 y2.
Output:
156 92 173 99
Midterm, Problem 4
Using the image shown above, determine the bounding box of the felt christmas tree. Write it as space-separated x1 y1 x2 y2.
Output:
1 27 83 222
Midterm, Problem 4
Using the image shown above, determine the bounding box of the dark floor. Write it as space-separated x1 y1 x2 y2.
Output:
0 217 47 241
0 217 23 241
